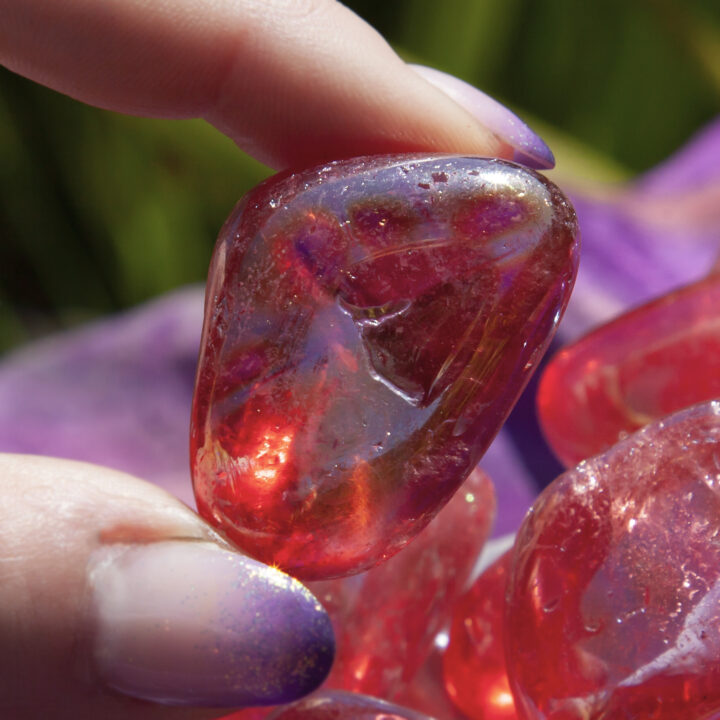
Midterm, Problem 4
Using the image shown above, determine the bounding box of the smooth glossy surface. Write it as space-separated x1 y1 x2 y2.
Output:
538 273 720 467
443 551 516 720
394 648 470 720
221 710 269 720
507 401 720 719
192 154 578 579
320 467 495 698
266 691 434 720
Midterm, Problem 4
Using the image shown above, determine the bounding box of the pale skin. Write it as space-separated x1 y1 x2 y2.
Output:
0 1 518 717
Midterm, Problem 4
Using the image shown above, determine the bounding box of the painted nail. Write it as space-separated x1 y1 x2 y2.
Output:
90 541 334 707
410 64 555 170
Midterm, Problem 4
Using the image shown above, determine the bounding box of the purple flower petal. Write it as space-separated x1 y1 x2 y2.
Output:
0 288 204 506
560 118 720 340
478 431 537 536
638 119 720 194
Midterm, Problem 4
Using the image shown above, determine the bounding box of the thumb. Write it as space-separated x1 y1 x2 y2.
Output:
0 454 334 720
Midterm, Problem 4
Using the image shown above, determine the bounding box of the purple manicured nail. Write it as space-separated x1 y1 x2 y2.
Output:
90 541 334 707
410 64 555 170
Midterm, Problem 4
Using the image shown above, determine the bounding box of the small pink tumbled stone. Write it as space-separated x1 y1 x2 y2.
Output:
266 691 434 720
506 400 720 719
220 710 269 720
317 467 495 699
538 273 720 467
443 551 517 720
394 648 471 720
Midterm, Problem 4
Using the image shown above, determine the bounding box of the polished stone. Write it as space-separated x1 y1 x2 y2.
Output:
538 273 720 467
320 467 495 698
192 154 578 579
443 550 517 720
506 401 720 719
394 648 472 720
266 690 434 720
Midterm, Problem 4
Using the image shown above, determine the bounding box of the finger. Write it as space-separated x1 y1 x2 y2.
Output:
0 0 552 169
0 454 333 720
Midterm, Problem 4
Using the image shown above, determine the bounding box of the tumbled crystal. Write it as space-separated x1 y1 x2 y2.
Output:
443 551 516 720
318 467 495 698
220 710 269 720
191 154 578 579
538 273 720 467
394 648 471 720
266 691 434 720
506 401 720 719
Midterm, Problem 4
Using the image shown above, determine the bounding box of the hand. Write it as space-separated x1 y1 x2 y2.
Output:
0 2 554 718
0 454 334 719
0 0 552 171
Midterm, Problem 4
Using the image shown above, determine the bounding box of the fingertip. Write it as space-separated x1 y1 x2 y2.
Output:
0 455 333 717
409 64 555 170
1 0 525 170
92 542 334 708
204 1 509 168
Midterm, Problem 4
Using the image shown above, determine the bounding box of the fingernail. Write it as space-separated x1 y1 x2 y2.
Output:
410 64 555 170
89 541 334 707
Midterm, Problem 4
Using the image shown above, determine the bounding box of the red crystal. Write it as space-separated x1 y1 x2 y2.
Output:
506 401 720 719
538 273 720 467
394 648 472 720
267 691 435 720
191 154 578 579
443 551 517 720
317 467 495 699
220 710 269 720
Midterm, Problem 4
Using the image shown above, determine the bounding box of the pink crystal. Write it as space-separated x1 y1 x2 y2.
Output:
443 551 517 720
506 400 720 719
267 691 435 720
317 467 495 698
220 710 269 720
191 154 578 579
394 648 472 720
538 273 720 467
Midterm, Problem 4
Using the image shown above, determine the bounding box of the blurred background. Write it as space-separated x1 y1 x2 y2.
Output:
1 0 719 354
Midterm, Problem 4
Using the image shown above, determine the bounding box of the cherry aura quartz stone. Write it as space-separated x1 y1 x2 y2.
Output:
538 272 720 468
266 690 435 720
506 400 720 720
320 467 496 699
443 550 517 720
191 154 579 579
395 647 472 720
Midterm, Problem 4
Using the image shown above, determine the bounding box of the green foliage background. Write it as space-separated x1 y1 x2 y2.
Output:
1 0 719 353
